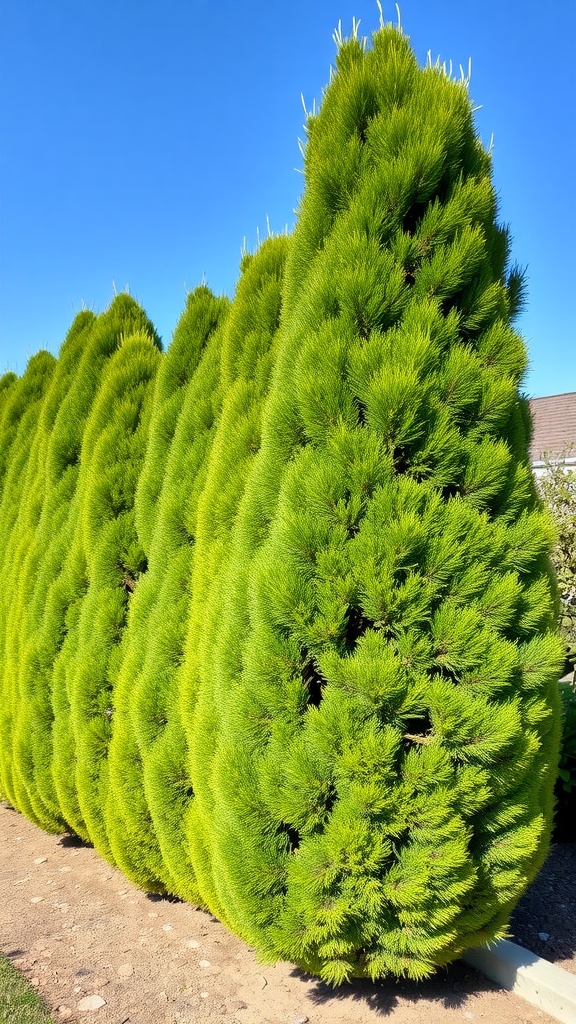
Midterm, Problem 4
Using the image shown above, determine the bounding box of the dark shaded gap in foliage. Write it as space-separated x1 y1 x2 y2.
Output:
401 710 433 746
300 649 327 707
277 819 301 853
354 397 368 427
344 605 374 652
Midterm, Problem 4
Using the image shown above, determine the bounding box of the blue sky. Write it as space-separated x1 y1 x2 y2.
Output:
0 0 574 397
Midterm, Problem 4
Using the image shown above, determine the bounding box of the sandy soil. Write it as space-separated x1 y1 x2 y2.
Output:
0 801 559 1024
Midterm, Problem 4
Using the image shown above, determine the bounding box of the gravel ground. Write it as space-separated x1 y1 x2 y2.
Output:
509 842 576 974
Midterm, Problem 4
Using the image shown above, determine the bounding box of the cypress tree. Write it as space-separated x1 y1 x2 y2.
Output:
6 311 97 830
135 236 288 906
180 235 289 914
48 296 161 840
0 351 57 808
64 330 161 858
105 285 228 892
189 22 563 983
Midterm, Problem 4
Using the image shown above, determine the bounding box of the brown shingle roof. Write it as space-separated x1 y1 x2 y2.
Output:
528 392 576 461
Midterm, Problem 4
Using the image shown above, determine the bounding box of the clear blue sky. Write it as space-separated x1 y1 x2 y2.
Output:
1 0 574 397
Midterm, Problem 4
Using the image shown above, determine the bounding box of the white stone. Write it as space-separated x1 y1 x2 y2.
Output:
77 994 106 1011
30 896 44 904
538 932 550 942
34 856 48 864
186 939 200 948
199 959 211 967
117 963 134 978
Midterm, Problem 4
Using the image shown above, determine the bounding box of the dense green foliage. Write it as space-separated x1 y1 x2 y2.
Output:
0 20 565 985
106 284 228 895
183 25 563 983
0 352 57 811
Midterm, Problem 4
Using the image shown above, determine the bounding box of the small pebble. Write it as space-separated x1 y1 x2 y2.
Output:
186 939 200 948
200 991 209 999
117 963 134 978
199 959 211 968
291 1016 309 1024
538 932 550 942
162 924 173 932
30 896 44 904
34 856 47 864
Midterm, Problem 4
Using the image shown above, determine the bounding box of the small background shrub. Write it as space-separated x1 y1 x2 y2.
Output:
538 451 576 665
537 452 576 839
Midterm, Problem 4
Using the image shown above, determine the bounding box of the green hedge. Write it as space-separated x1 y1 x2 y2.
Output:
0 20 564 984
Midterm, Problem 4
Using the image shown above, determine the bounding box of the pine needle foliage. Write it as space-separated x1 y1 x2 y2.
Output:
8 311 97 831
181 235 289 913
64 331 160 857
0 351 57 807
48 325 160 852
46 296 161 839
188 23 563 982
106 285 228 894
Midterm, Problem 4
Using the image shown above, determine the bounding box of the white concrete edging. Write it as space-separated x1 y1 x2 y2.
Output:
463 938 576 1024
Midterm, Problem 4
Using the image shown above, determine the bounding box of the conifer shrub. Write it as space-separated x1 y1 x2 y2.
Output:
46 296 161 840
187 22 564 983
0 351 57 808
538 453 576 659
64 331 160 857
177 235 288 910
106 285 228 893
7 311 97 831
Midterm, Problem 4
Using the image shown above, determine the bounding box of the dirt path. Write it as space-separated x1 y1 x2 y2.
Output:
0 802 558 1024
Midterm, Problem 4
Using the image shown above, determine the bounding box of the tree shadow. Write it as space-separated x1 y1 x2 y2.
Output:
145 891 184 904
57 832 90 848
290 959 500 1018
